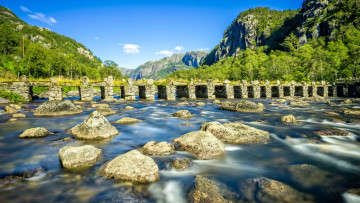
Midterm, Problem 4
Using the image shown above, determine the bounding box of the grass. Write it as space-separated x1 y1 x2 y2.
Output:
0 89 25 102
32 86 49 95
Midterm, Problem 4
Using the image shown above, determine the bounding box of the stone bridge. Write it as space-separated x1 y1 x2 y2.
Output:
0 76 359 102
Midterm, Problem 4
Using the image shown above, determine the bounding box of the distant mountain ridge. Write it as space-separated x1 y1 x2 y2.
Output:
122 51 208 80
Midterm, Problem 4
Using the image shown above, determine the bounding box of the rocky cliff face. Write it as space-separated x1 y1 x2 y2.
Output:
211 0 359 64
124 51 208 80
214 8 297 62
182 51 208 67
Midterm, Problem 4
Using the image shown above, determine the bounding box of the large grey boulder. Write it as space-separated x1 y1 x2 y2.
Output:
189 175 227 203
239 177 315 203
281 114 297 124
34 100 83 116
101 150 159 183
59 145 102 169
138 141 175 156
200 121 269 144
220 100 263 112
172 131 225 159
69 111 118 139
19 127 53 138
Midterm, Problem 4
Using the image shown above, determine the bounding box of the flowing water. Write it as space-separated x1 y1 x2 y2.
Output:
0 97 360 202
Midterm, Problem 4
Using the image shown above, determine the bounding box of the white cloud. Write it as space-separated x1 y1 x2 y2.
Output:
123 44 140 54
174 46 184 51
20 6 31 13
156 50 173 56
94 36 100 40
28 12 57 25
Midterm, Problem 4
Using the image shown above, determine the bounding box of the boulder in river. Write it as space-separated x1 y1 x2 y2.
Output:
33 100 83 116
314 129 349 136
196 102 206 106
344 109 360 115
173 110 192 118
13 113 26 118
213 99 222 104
200 121 269 144
220 100 263 112
172 157 192 170
302 96 330 103
19 127 53 138
59 145 102 169
239 177 315 203
120 106 135 110
0 165 46 186
9 104 21 110
101 150 159 183
112 117 142 124
281 114 297 124
4 106 18 114
139 141 175 156
289 100 309 106
172 131 225 159
189 175 227 203
69 111 119 139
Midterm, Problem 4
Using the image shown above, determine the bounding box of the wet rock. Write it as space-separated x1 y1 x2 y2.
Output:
91 103 110 108
220 100 263 112
59 145 102 169
0 165 46 185
258 103 265 108
239 177 315 203
189 175 227 203
13 113 26 118
173 110 192 118
172 131 225 159
101 150 159 183
281 114 297 124
303 96 330 103
33 101 83 116
339 99 351 104
200 121 269 144
69 111 119 139
96 107 117 116
112 117 142 124
172 157 192 170
346 188 360 196
9 104 21 110
344 109 360 115
59 137 73 141
8 118 17 122
332 119 346 124
314 129 349 136
276 99 287 103
89 187 151 203
213 99 222 104
19 127 53 138
286 164 344 189
196 102 206 106
348 119 360 124
289 100 309 106
0 97 11 104
175 101 190 106
115 99 127 103
325 112 340 116
120 106 136 110
139 141 175 156
4 106 18 114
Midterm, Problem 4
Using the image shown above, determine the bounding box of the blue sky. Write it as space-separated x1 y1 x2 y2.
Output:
2 0 303 69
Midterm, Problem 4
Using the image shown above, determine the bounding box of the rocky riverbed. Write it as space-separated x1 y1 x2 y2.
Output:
0 96 359 202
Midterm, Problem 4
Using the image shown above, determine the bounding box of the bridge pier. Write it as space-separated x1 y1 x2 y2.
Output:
224 80 234 99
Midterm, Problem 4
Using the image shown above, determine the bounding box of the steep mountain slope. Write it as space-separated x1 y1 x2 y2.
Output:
124 51 208 80
0 6 122 79
168 0 360 82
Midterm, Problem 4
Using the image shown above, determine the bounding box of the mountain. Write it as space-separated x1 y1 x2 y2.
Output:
0 6 123 79
123 51 208 80
168 0 360 82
